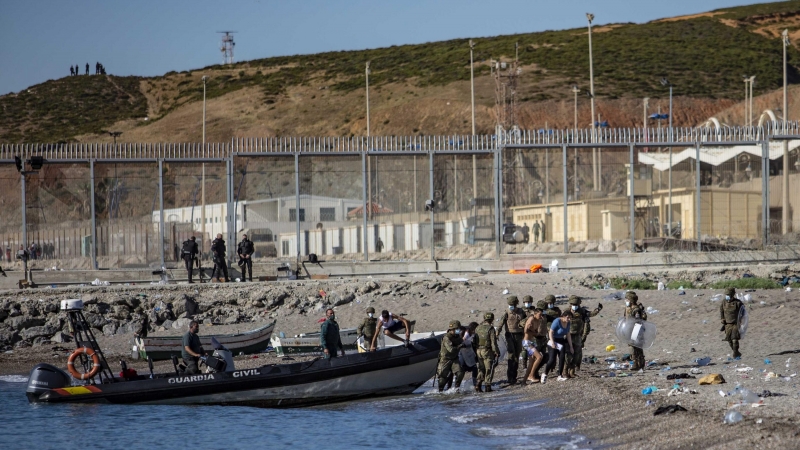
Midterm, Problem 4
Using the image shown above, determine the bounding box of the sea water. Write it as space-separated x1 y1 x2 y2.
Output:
0 375 588 449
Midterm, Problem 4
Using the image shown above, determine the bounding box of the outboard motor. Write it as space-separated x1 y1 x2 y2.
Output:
205 337 235 373
26 363 71 403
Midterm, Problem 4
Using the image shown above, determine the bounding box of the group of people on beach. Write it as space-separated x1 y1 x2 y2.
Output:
315 285 746 393
433 287 744 392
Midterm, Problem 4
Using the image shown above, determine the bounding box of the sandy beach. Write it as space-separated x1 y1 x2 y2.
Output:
2 265 800 448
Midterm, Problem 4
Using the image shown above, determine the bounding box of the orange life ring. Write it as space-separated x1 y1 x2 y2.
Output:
67 347 101 380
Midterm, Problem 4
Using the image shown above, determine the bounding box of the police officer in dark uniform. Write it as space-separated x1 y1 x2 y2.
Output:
181 236 199 283
211 234 230 282
237 233 254 282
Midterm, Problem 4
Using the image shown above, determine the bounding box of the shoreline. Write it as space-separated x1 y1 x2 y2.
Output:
2 268 800 448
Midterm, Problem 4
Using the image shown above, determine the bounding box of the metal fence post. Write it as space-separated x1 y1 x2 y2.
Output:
494 145 502 256
430 149 436 261
762 140 770 247
226 152 234 262
295 152 301 265
562 144 568 254
629 143 635 251
695 142 701 251
158 158 165 268
90 159 97 269
361 150 369 262
21 166 27 260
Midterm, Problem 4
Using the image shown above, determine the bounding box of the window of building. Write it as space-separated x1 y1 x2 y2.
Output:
282 240 290 256
289 208 305 222
320 207 336 222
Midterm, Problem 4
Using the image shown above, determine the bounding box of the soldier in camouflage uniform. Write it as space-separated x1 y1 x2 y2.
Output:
357 307 378 351
624 291 648 371
474 312 499 392
565 295 602 377
542 295 562 326
437 320 465 392
499 295 527 385
521 295 535 369
719 287 744 358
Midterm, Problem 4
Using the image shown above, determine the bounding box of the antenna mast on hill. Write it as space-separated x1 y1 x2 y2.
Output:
493 42 521 132
218 31 237 65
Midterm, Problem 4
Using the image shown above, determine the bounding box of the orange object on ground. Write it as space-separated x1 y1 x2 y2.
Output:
508 269 528 274
529 264 543 273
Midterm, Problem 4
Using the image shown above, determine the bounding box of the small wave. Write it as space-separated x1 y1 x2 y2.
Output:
450 413 494 424
472 425 570 437
0 375 29 383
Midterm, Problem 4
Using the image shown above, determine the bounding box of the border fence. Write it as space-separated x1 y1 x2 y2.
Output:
1 124 799 271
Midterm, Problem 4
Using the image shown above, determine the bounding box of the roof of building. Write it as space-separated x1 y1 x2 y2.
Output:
638 140 800 171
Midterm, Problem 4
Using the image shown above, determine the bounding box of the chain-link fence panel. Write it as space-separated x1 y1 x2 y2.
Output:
433 152 493 260
502 147 563 255
22 163 93 268
233 156 296 268
94 163 160 268
0 164 23 268
297 155 364 262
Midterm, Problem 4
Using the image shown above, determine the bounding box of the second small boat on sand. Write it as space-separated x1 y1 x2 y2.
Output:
133 321 276 361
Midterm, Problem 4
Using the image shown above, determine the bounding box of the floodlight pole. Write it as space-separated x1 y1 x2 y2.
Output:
572 86 580 129
749 76 755 128
587 13 598 191
470 40 478 203
782 29 789 235
202 76 208 246
366 62 371 220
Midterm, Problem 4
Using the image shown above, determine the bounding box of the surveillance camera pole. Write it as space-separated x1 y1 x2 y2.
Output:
782 29 789 235
20 164 27 280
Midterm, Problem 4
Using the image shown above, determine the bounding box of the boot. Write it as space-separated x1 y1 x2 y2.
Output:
732 341 741 359
475 382 482 393
570 367 579 378
639 356 647 370
565 367 575 378
485 385 493 393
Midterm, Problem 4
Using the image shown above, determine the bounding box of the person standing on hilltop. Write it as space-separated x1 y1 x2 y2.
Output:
624 291 648 371
474 312 499 393
720 287 744 359
70 66 75 76
498 295 527 385
85 63 89 75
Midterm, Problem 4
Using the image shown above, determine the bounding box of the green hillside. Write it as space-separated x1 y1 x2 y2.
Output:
1 1 800 143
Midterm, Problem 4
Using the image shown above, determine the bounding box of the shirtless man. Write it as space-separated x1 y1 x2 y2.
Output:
521 308 547 384
370 310 412 350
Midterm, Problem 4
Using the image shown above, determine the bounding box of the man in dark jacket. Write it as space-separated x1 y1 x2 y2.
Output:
237 233 254 282
320 308 344 359
211 234 229 282
181 236 199 283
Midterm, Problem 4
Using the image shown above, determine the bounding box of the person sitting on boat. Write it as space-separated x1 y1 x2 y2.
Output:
370 310 412 350
182 321 206 374
357 307 378 351
320 308 345 359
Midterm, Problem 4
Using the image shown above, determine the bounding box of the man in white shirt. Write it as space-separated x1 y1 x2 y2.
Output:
370 310 412 350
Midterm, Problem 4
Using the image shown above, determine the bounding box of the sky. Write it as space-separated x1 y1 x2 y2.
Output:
0 0 777 95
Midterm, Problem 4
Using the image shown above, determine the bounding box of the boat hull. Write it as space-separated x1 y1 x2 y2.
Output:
30 336 441 408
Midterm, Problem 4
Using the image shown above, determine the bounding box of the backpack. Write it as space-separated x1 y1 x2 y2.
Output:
181 240 194 255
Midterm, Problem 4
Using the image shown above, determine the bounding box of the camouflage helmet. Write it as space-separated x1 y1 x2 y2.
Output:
366 306 375 313
522 295 533 303
568 295 582 305
544 294 556 303
484 312 495 321
506 295 519 305
725 287 736 297
536 300 548 309
626 291 638 302
448 320 462 330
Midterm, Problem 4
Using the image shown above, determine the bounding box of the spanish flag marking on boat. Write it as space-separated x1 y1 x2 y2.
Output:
54 386 102 396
